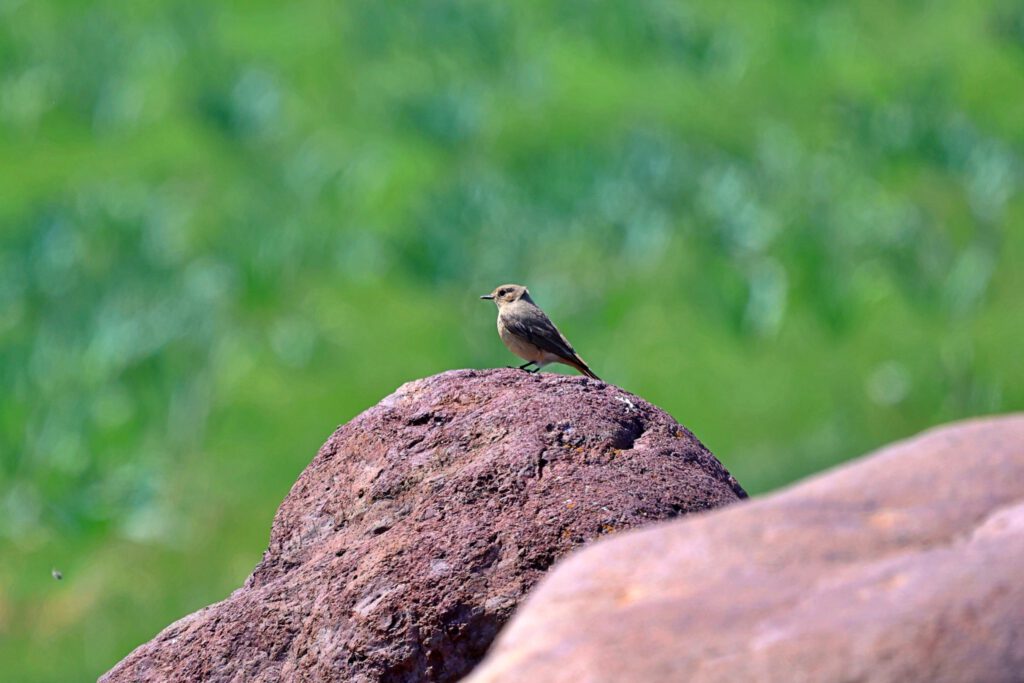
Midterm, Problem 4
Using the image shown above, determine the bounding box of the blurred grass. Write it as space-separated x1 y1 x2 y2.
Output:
1 0 1023 679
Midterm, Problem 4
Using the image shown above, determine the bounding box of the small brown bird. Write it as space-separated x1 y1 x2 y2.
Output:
480 284 600 380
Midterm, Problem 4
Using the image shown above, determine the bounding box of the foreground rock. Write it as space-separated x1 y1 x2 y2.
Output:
101 369 745 682
468 414 1024 683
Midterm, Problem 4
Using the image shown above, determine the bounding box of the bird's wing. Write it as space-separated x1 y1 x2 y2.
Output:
505 307 601 380
503 306 579 360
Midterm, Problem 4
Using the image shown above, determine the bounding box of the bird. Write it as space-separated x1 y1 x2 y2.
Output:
480 284 600 380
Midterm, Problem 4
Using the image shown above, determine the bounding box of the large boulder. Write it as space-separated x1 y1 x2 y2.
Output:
467 414 1024 683
101 369 745 682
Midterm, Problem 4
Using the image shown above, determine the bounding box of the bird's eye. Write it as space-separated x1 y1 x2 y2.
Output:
498 288 508 296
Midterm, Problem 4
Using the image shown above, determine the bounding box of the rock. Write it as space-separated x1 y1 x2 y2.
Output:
467 414 1024 683
101 369 745 682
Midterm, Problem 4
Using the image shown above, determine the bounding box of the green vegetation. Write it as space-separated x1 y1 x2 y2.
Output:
2 1 1022 679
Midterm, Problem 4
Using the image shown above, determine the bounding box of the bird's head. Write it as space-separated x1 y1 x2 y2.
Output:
480 284 530 307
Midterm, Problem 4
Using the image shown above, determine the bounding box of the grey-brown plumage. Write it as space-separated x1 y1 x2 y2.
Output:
480 284 600 380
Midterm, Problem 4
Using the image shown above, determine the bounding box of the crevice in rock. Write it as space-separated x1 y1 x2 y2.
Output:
610 416 647 450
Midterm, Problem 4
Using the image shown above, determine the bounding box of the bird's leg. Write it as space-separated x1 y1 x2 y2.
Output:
517 361 537 371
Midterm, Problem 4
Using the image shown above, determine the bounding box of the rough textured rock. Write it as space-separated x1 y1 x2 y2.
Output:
467 414 1024 683
101 369 745 682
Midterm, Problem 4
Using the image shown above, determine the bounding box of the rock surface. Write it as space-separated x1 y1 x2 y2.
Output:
101 369 745 682
467 414 1024 683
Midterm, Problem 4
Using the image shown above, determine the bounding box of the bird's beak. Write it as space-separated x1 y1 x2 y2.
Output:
480 294 494 300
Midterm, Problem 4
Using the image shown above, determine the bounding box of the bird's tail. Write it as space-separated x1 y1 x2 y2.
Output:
564 354 600 381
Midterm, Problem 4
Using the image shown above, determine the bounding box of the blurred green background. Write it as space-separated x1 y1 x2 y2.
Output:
2 0 1022 679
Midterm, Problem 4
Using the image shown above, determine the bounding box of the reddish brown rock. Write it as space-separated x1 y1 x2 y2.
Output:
100 369 745 682
467 414 1024 683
